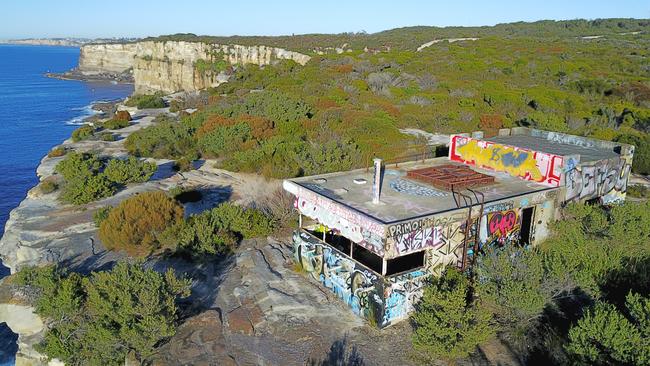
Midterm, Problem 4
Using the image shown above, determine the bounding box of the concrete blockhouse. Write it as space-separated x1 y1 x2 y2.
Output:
282 127 634 328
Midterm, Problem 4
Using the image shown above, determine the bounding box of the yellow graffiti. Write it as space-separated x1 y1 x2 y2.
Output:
456 139 543 181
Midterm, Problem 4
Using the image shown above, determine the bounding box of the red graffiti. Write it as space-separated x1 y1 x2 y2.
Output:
488 210 518 237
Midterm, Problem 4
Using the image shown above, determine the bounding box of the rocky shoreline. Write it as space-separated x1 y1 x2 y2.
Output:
46 68 134 84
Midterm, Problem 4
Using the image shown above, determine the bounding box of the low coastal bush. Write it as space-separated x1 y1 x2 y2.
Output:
59 174 116 205
71 125 95 142
99 132 116 141
627 184 650 199
114 110 132 121
98 191 184 256
55 152 103 181
126 94 166 109
565 293 650 365
125 121 197 159
102 118 130 130
103 157 157 185
411 268 494 362
173 157 193 172
92 206 112 227
160 202 273 257
39 179 58 194
209 202 275 239
47 146 67 158
15 262 190 366
55 152 156 204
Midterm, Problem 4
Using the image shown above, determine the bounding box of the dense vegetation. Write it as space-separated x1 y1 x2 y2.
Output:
16 263 191 366
54 152 156 204
98 191 275 257
125 93 166 109
412 201 650 364
145 19 650 53
129 24 650 178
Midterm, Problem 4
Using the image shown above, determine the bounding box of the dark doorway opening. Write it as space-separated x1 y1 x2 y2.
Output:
520 207 534 245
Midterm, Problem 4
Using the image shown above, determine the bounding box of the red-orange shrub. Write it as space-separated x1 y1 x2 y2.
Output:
239 115 275 140
98 191 184 257
114 110 132 121
196 115 235 138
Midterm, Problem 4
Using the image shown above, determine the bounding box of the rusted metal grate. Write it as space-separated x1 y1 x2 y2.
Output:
406 164 495 191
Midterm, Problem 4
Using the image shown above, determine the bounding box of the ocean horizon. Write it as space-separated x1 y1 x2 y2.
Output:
0 44 132 365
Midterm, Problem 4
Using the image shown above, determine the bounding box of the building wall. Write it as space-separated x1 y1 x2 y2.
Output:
563 155 632 204
388 189 560 275
449 135 564 187
293 230 430 328
286 181 386 256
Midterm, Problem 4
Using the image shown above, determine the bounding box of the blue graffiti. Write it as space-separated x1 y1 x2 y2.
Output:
501 151 529 168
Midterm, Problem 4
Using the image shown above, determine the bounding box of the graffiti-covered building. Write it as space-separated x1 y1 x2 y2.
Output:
282 127 634 328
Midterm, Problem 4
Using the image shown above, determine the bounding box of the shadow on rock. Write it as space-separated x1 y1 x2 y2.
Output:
309 335 365 366
150 161 177 181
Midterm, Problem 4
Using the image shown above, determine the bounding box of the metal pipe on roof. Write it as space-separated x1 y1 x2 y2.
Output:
372 158 383 204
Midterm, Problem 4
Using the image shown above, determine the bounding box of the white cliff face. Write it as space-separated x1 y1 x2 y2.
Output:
78 41 311 93
78 43 138 74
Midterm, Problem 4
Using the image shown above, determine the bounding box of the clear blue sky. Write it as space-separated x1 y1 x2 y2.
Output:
2 0 649 39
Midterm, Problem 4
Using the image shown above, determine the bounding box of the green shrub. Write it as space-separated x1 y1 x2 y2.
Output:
103 157 157 185
125 94 166 109
98 191 184 256
102 118 130 130
173 157 193 172
209 203 275 239
39 179 58 194
92 206 112 227
15 263 190 366
71 125 95 142
99 132 116 141
566 293 650 365
47 146 67 158
125 122 197 159
627 184 650 198
59 174 116 205
162 214 238 256
411 268 494 362
197 123 251 157
54 152 103 181
616 134 650 175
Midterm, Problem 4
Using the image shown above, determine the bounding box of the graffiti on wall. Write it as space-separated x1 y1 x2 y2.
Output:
393 226 444 255
294 186 386 255
565 157 631 203
450 135 563 187
382 270 429 326
294 231 382 321
479 207 521 249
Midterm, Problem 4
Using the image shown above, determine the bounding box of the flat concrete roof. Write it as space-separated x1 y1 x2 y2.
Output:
289 158 557 224
486 134 619 163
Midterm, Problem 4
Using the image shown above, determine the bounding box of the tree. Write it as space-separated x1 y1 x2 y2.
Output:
411 269 494 362
566 293 650 365
16 263 190 366
476 246 561 343
98 191 184 256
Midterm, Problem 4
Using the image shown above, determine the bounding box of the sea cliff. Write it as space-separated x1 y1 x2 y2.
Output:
75 41 311 93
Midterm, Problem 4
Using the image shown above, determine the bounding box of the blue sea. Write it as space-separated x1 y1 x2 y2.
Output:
0 44 132 365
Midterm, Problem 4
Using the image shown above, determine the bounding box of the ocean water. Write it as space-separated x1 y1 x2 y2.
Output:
0 44 132 365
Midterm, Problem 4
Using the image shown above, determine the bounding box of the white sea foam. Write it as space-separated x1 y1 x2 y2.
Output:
64 100 113 125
